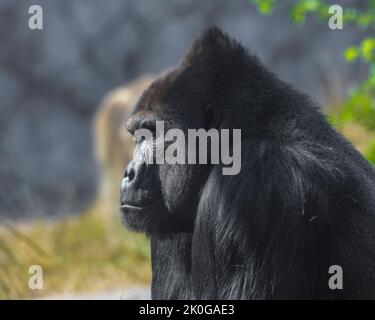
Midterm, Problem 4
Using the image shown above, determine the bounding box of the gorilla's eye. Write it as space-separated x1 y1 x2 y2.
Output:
133 133 148 144
134 135 145 143
132 119 157 144
140 120 156 134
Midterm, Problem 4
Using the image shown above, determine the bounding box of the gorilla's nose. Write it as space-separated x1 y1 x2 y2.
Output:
124 165 136 184
121 160 139 191
121 159 157 207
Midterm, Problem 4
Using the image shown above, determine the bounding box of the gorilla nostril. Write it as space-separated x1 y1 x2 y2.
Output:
123 160 137 186
127 168 135 182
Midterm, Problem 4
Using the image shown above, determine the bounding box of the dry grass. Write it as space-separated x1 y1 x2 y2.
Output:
0 203 151 299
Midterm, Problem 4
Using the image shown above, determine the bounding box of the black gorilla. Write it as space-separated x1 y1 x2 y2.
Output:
120 27 375 299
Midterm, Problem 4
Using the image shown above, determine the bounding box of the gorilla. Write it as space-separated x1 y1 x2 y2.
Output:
120 27 375 299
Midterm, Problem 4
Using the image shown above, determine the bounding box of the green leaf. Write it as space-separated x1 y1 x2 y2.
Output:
250 0 277 15
369 64 375 87
303 0 320 11
259 2 273 14
361 38 375 62
344 47 359 62
365 140 375 164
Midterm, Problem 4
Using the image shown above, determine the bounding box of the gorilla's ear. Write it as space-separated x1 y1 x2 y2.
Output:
204 103 221 129
182 26 240 66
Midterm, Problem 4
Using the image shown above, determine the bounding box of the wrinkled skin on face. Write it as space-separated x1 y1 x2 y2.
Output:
120 67 218 236
120 28 243 237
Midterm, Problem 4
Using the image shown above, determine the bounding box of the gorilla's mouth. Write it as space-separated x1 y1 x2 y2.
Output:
120 199 166 234
120 204 144 211
120 204 143 212
120 199 156 212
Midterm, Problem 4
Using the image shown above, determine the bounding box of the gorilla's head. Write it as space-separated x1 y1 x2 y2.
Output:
120 27 265 236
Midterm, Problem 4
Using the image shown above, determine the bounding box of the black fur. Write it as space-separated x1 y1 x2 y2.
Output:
121 27 375 299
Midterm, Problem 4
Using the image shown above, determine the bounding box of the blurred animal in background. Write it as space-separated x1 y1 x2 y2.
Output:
94 75 154 211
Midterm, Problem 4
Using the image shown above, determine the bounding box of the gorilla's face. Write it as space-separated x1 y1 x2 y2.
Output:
120 69 218 236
